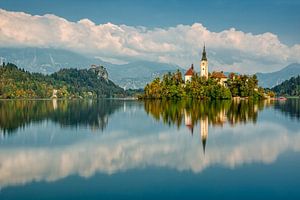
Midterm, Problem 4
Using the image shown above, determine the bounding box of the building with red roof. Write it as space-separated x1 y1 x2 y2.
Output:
211 71 228 86
184 64 195 83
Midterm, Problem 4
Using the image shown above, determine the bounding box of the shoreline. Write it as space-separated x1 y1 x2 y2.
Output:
0 96 298 101
0 97 139 101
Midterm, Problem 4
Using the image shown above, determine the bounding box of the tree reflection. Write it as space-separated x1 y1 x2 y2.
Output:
274 99 300 120
144 99 271 128
0 99 124 134
144 99 274 153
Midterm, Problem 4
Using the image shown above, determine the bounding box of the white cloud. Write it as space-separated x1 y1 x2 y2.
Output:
0 9 299 73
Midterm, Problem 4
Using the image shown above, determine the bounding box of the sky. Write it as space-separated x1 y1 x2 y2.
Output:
0 0 299 73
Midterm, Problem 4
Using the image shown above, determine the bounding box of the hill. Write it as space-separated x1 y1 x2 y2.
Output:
0 63 125 99
0 48 183 89
102 60 184 89
256 63 300 88
272 75 300 96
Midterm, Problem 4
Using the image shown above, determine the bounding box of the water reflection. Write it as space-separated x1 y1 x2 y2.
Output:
274 98 300 120
0 99 273 138
144 99 271 128
0 99 125 134
144 99 274 153
0 99 299 190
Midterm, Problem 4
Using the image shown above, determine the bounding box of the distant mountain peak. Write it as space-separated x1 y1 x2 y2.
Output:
281 63 300 70
256 63 300 88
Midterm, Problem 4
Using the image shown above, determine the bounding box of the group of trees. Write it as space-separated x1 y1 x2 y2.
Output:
272 75 300 97
226 74 267 98
142 70 265 100
144 70 186 99
0 63 125 99
185 74 232 99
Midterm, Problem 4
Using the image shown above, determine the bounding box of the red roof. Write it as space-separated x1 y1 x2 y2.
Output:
211 72 227 79
185 65 195 76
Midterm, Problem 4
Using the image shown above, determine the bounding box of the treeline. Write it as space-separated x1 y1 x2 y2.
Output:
0 63 125 99
141 70 266 99
272 75 300 96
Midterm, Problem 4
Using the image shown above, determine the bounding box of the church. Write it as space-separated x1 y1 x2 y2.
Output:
184 45 227 86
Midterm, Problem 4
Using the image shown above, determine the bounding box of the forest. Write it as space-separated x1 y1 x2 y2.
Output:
272 75 300 96
0 63 125 99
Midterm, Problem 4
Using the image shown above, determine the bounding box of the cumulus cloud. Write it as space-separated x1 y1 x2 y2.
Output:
0 9 299 73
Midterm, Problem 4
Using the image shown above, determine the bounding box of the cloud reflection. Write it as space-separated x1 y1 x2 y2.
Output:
0 120 299 189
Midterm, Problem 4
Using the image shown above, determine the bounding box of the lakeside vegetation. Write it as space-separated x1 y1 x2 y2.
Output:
272 75 300 97
141 70 271 100
0 63 125 99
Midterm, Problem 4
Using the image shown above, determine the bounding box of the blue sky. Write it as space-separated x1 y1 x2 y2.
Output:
0 0 299 45
0 0 299 72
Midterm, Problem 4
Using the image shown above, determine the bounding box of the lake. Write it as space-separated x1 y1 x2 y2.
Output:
0 99 300 199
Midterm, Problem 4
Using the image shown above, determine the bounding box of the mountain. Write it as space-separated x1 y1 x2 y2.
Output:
0 63 125 99
256 63 300 88
0 48 94 73
99 60 184 89
0 48 183 89
272 75 300 96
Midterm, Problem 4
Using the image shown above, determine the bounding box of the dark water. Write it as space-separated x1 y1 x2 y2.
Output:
0 99 300 199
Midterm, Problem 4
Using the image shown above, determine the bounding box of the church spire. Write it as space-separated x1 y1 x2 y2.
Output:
202 137 206 155
201 44 207 61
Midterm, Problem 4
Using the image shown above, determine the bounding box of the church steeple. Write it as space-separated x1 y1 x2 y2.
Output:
200 44 208 78
201 45 207 61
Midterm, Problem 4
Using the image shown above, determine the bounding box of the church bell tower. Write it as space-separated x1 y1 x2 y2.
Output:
200 45 208 78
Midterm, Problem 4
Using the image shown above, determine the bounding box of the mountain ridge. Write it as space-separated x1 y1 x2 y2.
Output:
256 63 300 88
0 47 183 89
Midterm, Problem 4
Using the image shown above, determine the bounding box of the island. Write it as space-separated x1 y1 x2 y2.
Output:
140 46 274 100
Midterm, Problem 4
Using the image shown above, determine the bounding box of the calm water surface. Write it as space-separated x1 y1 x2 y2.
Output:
0 99 300 199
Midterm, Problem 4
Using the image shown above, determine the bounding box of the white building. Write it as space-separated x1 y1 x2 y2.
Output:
200 45 208 79
184 64 195 83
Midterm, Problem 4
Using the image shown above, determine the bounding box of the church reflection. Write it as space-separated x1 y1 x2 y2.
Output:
200 116 208 154
145 99 275 154
184 112 213 154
